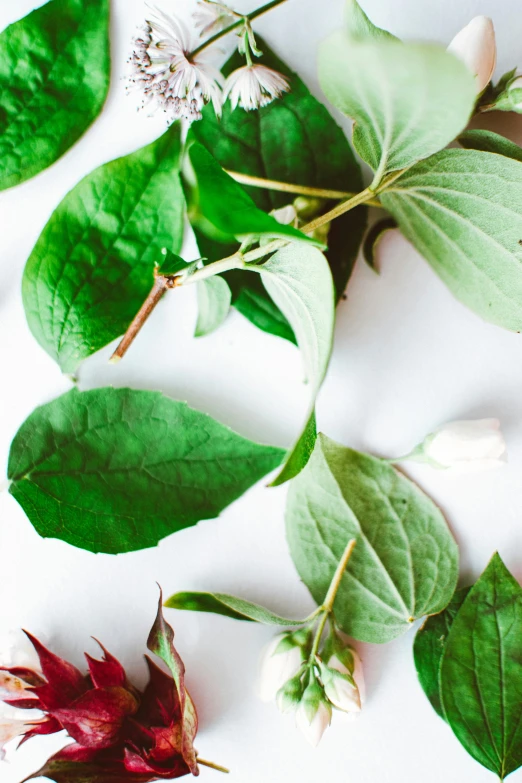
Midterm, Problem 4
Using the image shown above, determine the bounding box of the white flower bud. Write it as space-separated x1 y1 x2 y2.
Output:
328 650 366 706
295 682 332 747
322 667 361 713
271 204 298 226
422 419 506 472
257 634 303 703
447 16 496 94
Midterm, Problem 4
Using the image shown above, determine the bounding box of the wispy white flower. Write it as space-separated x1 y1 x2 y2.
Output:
416 419 506 472
447 16 496 94
0 709 37 762
193 0 236 37
257 634 303 703
224 64 290 111
129 7 224 122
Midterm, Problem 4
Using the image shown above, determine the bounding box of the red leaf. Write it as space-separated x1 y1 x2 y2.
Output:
24 632 88 708
22 758 151 783
137 656 181 727
86 642 127 689
52 687 139 749
0 666 45 687
19 717 62 745
124 748 191 779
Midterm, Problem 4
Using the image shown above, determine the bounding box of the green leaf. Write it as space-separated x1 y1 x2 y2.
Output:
286 434 459 643
0 0 110 191
22 126 185 373
459 129 522 162
157 249 191 277
345 0 398 41
413 587 470 719
7 387 284 554
363 217 398 271
318 33 476 182
380 148 522 331
189 40 367 339
22 760 131 783
188 143 321 247
195 276 232 337
253 245 335 484
440 554 522 778
165 591 308 626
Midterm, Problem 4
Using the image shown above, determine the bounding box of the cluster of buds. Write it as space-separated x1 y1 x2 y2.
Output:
259 627 364 747
0 599 222 782
128 1 290 123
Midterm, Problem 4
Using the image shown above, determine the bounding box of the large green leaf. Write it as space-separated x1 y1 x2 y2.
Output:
286 434 459 643
0 0 110 191
23 126 185 373
318 29 476 183
459 129 522 162
441 554 522 779
7 387 284 554
344 0 397 42
413 587 470 719
380 148 522 331
190 40 367 339
165 592 308 626
252 245 335 484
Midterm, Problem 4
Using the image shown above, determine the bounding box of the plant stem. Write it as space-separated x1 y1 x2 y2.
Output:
198 758 230 774
190 0 289 57
308 539 357 662
300 188 375 235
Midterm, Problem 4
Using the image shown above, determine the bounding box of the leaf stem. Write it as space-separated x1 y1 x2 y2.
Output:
198 758 230 774
226 171 354 200
190 0 289 58
299 188 375 235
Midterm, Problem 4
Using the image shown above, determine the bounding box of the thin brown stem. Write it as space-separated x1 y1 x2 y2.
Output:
109 274 179 363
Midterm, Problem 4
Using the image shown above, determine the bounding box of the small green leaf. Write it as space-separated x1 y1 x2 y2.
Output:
251 245 335 484
459 129 522 162
380 148 522 331
441 554 522 778
165 592 308 626
195 276 232 337
0 0 110 191
319 32 476 182
158 249 190 277
23 126 186 373
345 0 397 41
413 587 470 719
188 143 321 247
363 217 398 271
7 387 284 554
286 434 459 643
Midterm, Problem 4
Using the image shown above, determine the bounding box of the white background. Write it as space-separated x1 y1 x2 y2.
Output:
1 0 522 780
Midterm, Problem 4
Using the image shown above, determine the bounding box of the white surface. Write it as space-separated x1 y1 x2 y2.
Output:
1 0 522 781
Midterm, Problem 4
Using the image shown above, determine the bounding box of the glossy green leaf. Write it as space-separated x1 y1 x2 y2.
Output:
195 276 232 337
380 148 522 331
252 245 335 484
318 31 476 182
413 587 470 719
165 591 308 626
188 143 321 247
363 217 397 271
190 40 366 340
23 126 185 373
7 387 284 554
441 554 522 778
459 129 522 162
0 0 110 191
286 434 459 643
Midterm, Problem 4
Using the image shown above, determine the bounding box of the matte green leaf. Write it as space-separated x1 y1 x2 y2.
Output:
318 32 476 182
286 434 459 643
363 217 398 271
158 249 190 277
165 591 308 626
23 126 185 373
195 276 232 337
413 587 470 719
380 148 522 331
0 0 110 191
252 246 335 484
345 0 398 41
188 143 321 247
190 40 367 340
7 387 284 555
459 129 522 162
441 554 522 778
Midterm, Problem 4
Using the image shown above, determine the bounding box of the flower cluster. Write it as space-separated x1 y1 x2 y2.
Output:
128 2 290 123
258 628 364 747
0 601 211 782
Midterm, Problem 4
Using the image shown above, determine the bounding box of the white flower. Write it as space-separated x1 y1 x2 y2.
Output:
422 419 506 472
447 16 496 94
193 1 236 37
295 697 331 747
257 634 303 703
129 7 224 122
328 650 366 706
223 64 290 111
271 204 298 226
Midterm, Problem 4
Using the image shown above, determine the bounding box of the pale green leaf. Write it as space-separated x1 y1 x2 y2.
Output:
165 592 308 626
286 434 459 643
345 0 397 41
459 129 522 162
380 148 522 331
195 276 232 337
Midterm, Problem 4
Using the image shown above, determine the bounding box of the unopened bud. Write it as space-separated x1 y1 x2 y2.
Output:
447 16 496 94
320 663 361 714
276 673 305 714
295 680 331 747
257 634 303 703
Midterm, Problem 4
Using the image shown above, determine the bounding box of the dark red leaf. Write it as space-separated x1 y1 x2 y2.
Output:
19 717 62 745
25 632 88 708
86 642 126 689
3 697 41 709
22 758 151 783
0 666 45 687
124 748 191 779
137 656 180 727
52 687 139 749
